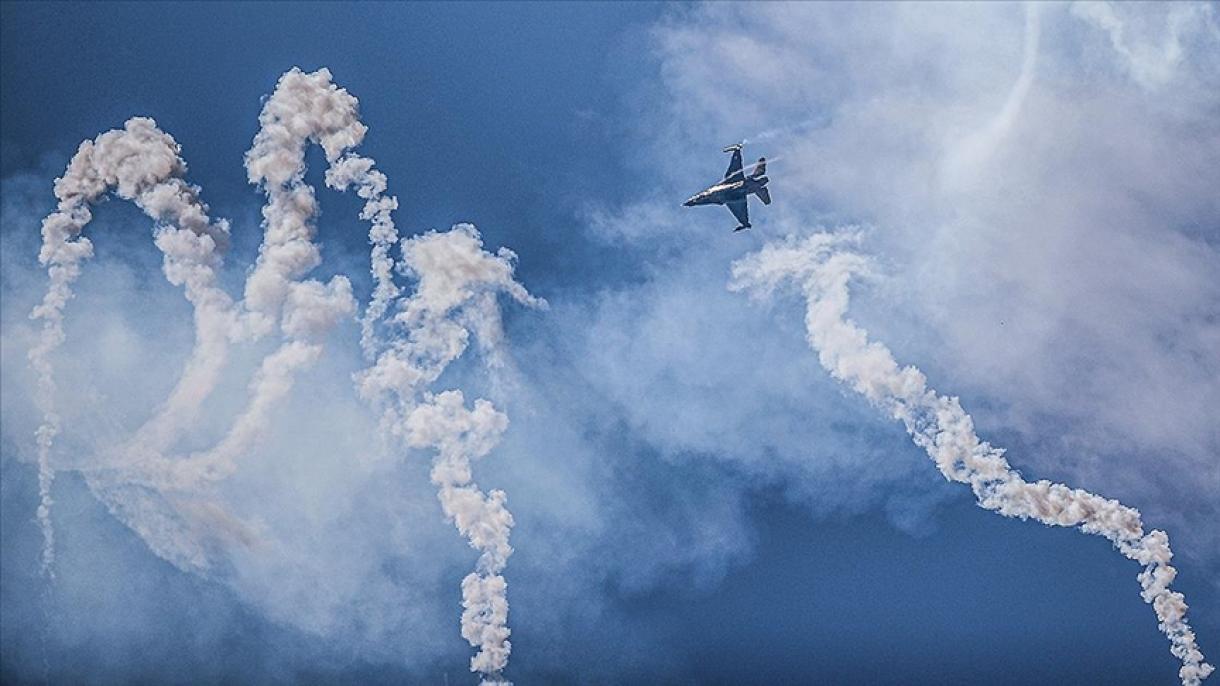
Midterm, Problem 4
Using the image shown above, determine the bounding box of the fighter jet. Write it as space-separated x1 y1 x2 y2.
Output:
683 143 771 231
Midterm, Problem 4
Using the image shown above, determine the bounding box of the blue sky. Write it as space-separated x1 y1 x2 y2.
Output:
2 2 1218 684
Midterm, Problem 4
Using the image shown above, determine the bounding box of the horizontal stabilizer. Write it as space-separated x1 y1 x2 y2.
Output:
751 157 767 178
756 186 772 205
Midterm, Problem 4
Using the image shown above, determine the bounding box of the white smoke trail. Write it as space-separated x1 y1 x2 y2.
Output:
406 391 514 684
78 68 368 574
357 225 544 684
742 156 778 177
325 154 400 357
729 231 1213 686
241 67 360 340
149 68 386 493
245 70 542 678
120 67 376 494
143 66 380 491
743 121 817 145
30 65 541 680
942 3 1041 188
109 66 370 502
246 66 402 356
29 117 233 576
31 69 387 575
1071 2 1214 91
21 67 383 581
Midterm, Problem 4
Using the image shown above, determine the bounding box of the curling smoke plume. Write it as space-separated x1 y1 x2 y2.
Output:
29 117 233 576
256 69 543 681
729 231 1213 686
29 66 539 683
76 68 369 572
94 68 368 519
357 225 544 684
251 68 542 680
244 67 396 356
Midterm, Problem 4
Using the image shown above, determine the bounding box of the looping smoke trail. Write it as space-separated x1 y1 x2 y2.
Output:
249 68 544 679
29 117 232 576
31 65 541 681
111 67 370 502
357 224 544 684
729 231 1213 686
74 69 367 575
246 67 401 358
243 67 359 342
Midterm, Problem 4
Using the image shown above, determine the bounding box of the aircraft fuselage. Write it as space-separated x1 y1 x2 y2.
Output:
683 175 770 207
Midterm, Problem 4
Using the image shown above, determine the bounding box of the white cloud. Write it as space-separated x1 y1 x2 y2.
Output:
609 1 1220 563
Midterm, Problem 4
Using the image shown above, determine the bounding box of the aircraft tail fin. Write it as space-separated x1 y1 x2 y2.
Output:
756 186 772 205
751 157 767 178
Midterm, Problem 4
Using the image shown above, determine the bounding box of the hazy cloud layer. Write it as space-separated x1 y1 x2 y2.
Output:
609 1 1220 560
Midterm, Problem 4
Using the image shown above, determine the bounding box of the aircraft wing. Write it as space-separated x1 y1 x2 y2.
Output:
723 147 744 182
726 198 749 227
